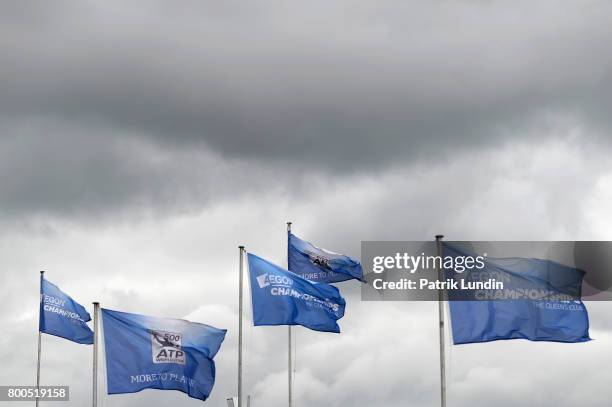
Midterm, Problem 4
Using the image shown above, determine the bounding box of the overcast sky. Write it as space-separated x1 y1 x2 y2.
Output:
2 0 612 406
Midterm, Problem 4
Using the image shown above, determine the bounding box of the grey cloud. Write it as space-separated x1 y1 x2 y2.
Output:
2 0 612 173
2 138 612 406
2 2 612 406
1 118 606 223
0 120 300 220
2 0 612 221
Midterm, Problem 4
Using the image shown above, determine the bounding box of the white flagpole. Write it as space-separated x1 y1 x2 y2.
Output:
238 245 245 407
286 222 293 407
435 235 446 407
36 270 44 407
93 302 99 407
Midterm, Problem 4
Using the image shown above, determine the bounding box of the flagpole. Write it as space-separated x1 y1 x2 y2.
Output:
435 235 446 407
93 302 99 407
238 245 245 407
36 270 44 407
288 325 292 407
286 222 293 407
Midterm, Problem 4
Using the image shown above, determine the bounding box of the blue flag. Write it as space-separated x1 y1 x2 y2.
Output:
102 308 226 401
39 277 94 345
445 244 591 344
288 233 363 283
248 253 346 333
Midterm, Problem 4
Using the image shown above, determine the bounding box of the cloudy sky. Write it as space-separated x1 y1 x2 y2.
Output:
2 0 612 406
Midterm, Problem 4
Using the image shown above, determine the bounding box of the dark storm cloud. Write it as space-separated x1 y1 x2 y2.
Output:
2 0 612 173
1 2 612 406
1 0 611 221
0 121 304 220
0 124 204 219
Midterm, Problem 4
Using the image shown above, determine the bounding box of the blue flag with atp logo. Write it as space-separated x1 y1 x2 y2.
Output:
248 253 346 333
288 233 363 283
39 277 94 345
101 309 226 401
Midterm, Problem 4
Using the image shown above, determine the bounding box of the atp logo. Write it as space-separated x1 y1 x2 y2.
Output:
150 330 185 365
306 251 330 269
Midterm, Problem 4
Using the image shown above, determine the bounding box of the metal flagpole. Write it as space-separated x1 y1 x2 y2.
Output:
288 325 292 407
36 270 44 407
93 302 99 407
435 235 446 407
238 245 245 407
286 222 293 407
